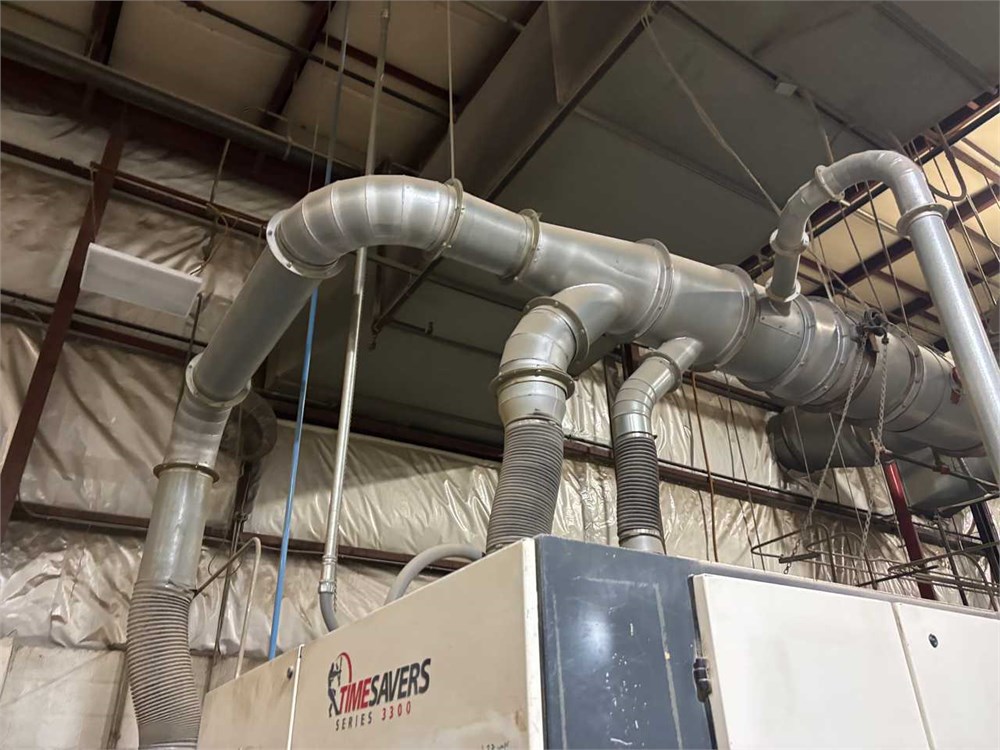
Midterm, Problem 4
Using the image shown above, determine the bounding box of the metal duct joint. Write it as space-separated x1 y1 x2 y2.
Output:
613 338 703 552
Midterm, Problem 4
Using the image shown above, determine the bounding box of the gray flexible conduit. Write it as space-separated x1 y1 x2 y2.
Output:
385 544 483 603
485 418 564 553
613 432 664 548
126 583 202 748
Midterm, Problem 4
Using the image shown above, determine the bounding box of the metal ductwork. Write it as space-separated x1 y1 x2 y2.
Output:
127 156 995 745
612 338 702 553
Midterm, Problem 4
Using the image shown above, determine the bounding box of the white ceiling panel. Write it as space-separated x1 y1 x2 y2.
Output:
675 1 987 142
497 113 777 266
110 1 291 121
581 9 873 204
1 1 93 55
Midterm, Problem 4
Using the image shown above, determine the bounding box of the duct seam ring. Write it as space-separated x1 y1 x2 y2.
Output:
489 364 576 399
715 264 759 366
630 239 674 340
524 296 591 367
437 178 466 255
502 209 541 283
186 354 250 410
813 165 843 202
266 211 342 279
765 278 801 305
768 228 809 258
152 461 220 483
896 202 948 236
619 528 663 542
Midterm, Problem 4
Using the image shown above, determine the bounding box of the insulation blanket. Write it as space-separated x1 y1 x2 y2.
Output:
0 321 238 525
0 521 437 659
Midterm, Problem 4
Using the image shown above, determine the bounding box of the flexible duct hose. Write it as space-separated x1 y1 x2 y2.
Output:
126 583 202 748
614 432 664 550
486 418 564 553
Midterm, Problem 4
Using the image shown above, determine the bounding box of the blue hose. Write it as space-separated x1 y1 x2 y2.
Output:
267 289 318 660
268 1 349 659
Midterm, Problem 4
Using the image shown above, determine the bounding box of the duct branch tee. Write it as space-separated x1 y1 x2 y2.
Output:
612 338 703 552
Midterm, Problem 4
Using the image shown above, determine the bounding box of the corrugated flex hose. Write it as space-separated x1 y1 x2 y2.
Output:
485 417 564 553
613 431 665 549
126 582 202 748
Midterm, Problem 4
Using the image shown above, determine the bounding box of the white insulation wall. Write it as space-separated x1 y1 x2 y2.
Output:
1 94 993 748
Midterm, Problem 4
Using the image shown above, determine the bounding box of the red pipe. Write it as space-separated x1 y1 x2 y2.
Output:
881 456 937 600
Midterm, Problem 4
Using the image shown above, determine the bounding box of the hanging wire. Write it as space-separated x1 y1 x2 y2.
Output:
930 157 996 308
268 0 349 659
716 385 763 569
445 0 456 180
641 4 781 217
860 340 891 552
865 185 910 333
783 349 868 573
690 374 719 562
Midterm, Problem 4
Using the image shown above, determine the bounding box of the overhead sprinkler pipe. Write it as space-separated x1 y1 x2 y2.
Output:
128 153 991 744
767 150 1000 479
613 338 702 553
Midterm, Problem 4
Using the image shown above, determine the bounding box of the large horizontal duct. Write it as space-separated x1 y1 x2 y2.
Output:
127 158 992 745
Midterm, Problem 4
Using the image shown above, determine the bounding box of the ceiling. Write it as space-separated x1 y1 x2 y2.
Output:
1 1 997 444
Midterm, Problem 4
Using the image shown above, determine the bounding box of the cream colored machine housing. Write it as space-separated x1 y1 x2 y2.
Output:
198 542 544 749
198 538 1000 750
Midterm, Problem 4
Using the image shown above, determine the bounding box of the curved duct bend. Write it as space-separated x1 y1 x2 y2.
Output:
129 157 992 744
767 150 1000 478
612 338 703 552
487 284 625 552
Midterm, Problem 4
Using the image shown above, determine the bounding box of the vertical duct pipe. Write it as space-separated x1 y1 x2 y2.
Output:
612 338 703 552
127 253 325 748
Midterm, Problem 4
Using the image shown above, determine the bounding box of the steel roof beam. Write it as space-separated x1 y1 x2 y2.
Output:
420 1 653 197
180 0 450 118
835 184 999 290
87 1 124 65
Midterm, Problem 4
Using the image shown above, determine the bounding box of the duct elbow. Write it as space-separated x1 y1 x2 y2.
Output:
269 176 461 277
493 284 625 425
767 151 936 306
611 338 703 437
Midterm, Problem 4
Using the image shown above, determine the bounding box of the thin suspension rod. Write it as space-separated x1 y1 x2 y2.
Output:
319 1 390 631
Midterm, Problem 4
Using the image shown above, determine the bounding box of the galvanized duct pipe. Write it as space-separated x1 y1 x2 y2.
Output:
767 150 1000 478
612 338 703 553
127 252 324 748
129 155 991 742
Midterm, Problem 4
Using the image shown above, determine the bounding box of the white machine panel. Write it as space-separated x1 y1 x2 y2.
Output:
692 574 929 750
199 541 542 749
893 603 1000 749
